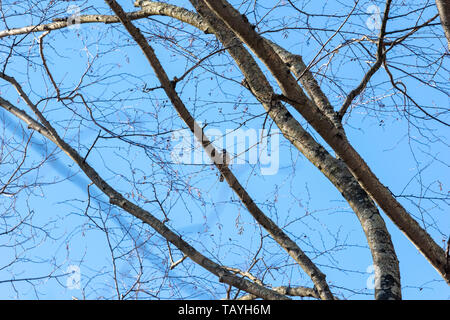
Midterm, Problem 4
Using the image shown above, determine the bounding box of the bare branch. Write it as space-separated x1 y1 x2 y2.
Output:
338 0 392 120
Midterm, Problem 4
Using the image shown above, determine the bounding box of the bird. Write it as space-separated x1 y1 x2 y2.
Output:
219 149 229 182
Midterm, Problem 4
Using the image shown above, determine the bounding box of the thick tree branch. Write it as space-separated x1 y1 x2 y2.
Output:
2 0 444 294
0 2 212 39
267 40 343 132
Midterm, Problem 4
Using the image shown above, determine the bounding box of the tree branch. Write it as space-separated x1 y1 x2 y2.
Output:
198 0 449 284
0 2 212 39
338 0 392 120
187 0 401 300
